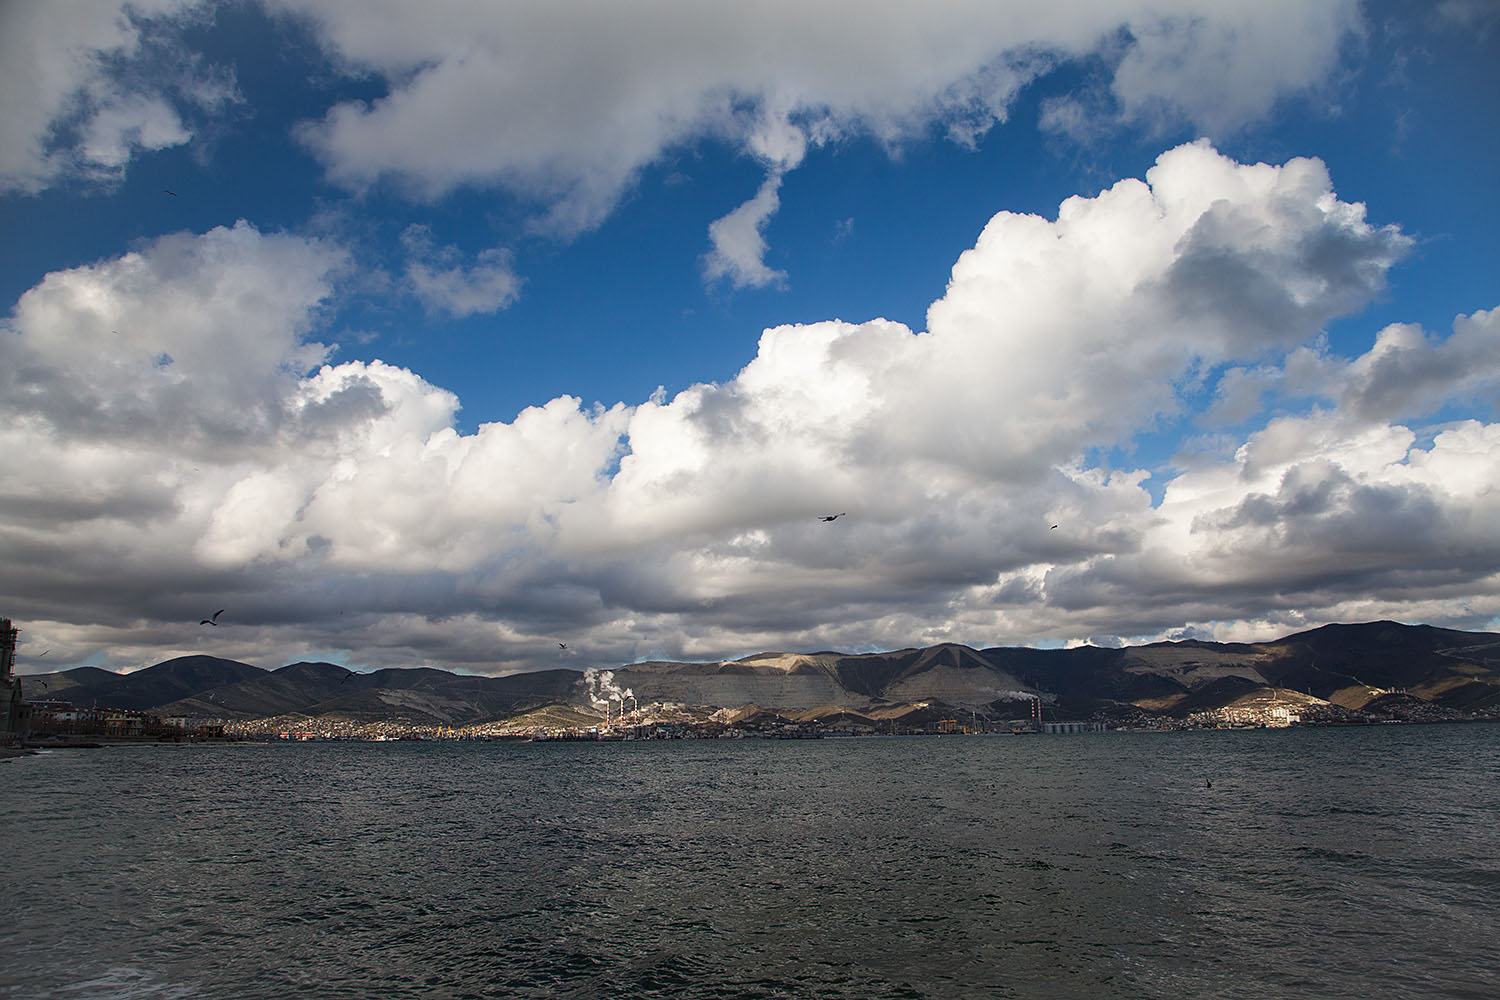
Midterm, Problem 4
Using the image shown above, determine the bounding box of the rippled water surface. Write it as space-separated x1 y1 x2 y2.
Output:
4 726 1499 999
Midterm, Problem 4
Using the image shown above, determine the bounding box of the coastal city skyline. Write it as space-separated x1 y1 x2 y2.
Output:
2 1 1498 675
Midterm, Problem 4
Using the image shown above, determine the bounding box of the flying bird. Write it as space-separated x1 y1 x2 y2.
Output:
1051 524 1059 530
164 188 178 197
340 668 355 685
199 609 225 626
558 642 568 649
818 513 846 522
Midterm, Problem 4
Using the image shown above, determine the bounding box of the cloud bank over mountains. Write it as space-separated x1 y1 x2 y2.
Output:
5 140 1496 670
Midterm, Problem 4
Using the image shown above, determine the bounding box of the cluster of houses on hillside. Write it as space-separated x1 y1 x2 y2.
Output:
18 699 223 741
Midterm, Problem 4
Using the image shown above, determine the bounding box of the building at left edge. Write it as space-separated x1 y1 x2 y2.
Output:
2 618 22 738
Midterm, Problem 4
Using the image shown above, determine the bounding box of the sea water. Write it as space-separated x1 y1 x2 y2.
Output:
3 725 1497 999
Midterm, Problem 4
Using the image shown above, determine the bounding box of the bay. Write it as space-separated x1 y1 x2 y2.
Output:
3 725 1497 999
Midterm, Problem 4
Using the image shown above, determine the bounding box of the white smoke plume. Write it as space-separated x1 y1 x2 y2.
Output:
581 668 634 710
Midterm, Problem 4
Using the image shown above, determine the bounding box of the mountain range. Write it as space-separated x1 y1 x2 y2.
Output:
22 621 1500 731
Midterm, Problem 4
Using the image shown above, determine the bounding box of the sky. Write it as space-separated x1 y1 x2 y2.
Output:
2 0 1498 676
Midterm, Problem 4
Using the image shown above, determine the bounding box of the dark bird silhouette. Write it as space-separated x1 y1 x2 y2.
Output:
164 188 178 197
199 609 225 626
38 650 50 657
1205 778 1212 789
558 642 568 649
1050 524 1059 530
340 668 355 685
818 513 846 522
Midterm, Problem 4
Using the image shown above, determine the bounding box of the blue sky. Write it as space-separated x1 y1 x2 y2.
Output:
2 0 1498 674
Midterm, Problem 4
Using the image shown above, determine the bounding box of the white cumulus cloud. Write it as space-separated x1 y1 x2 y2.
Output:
0 0 237 192
400 225 522 317
4 0 1365 308
704 174 787 290
270 0 1361 271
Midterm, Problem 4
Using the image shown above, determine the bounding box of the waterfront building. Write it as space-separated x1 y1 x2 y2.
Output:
1040 720 1107 734
1 619 21 737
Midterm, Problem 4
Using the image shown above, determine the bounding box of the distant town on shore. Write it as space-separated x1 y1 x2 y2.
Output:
5 618 1499 745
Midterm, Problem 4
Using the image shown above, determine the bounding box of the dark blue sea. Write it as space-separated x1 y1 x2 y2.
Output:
3 725 1498 999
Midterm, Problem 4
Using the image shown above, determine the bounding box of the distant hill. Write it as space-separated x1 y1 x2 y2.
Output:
21 620 1500 729
981 621 1500 718
611 643 1034 713
27 656 263 711
1259 622 1500 699
156 662 584 725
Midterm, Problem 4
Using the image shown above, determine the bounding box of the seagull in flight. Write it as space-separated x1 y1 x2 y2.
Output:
164 188 178 197
818 513 846 522
1051 524 1059 530
199 609 225 626
558 642 568 649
